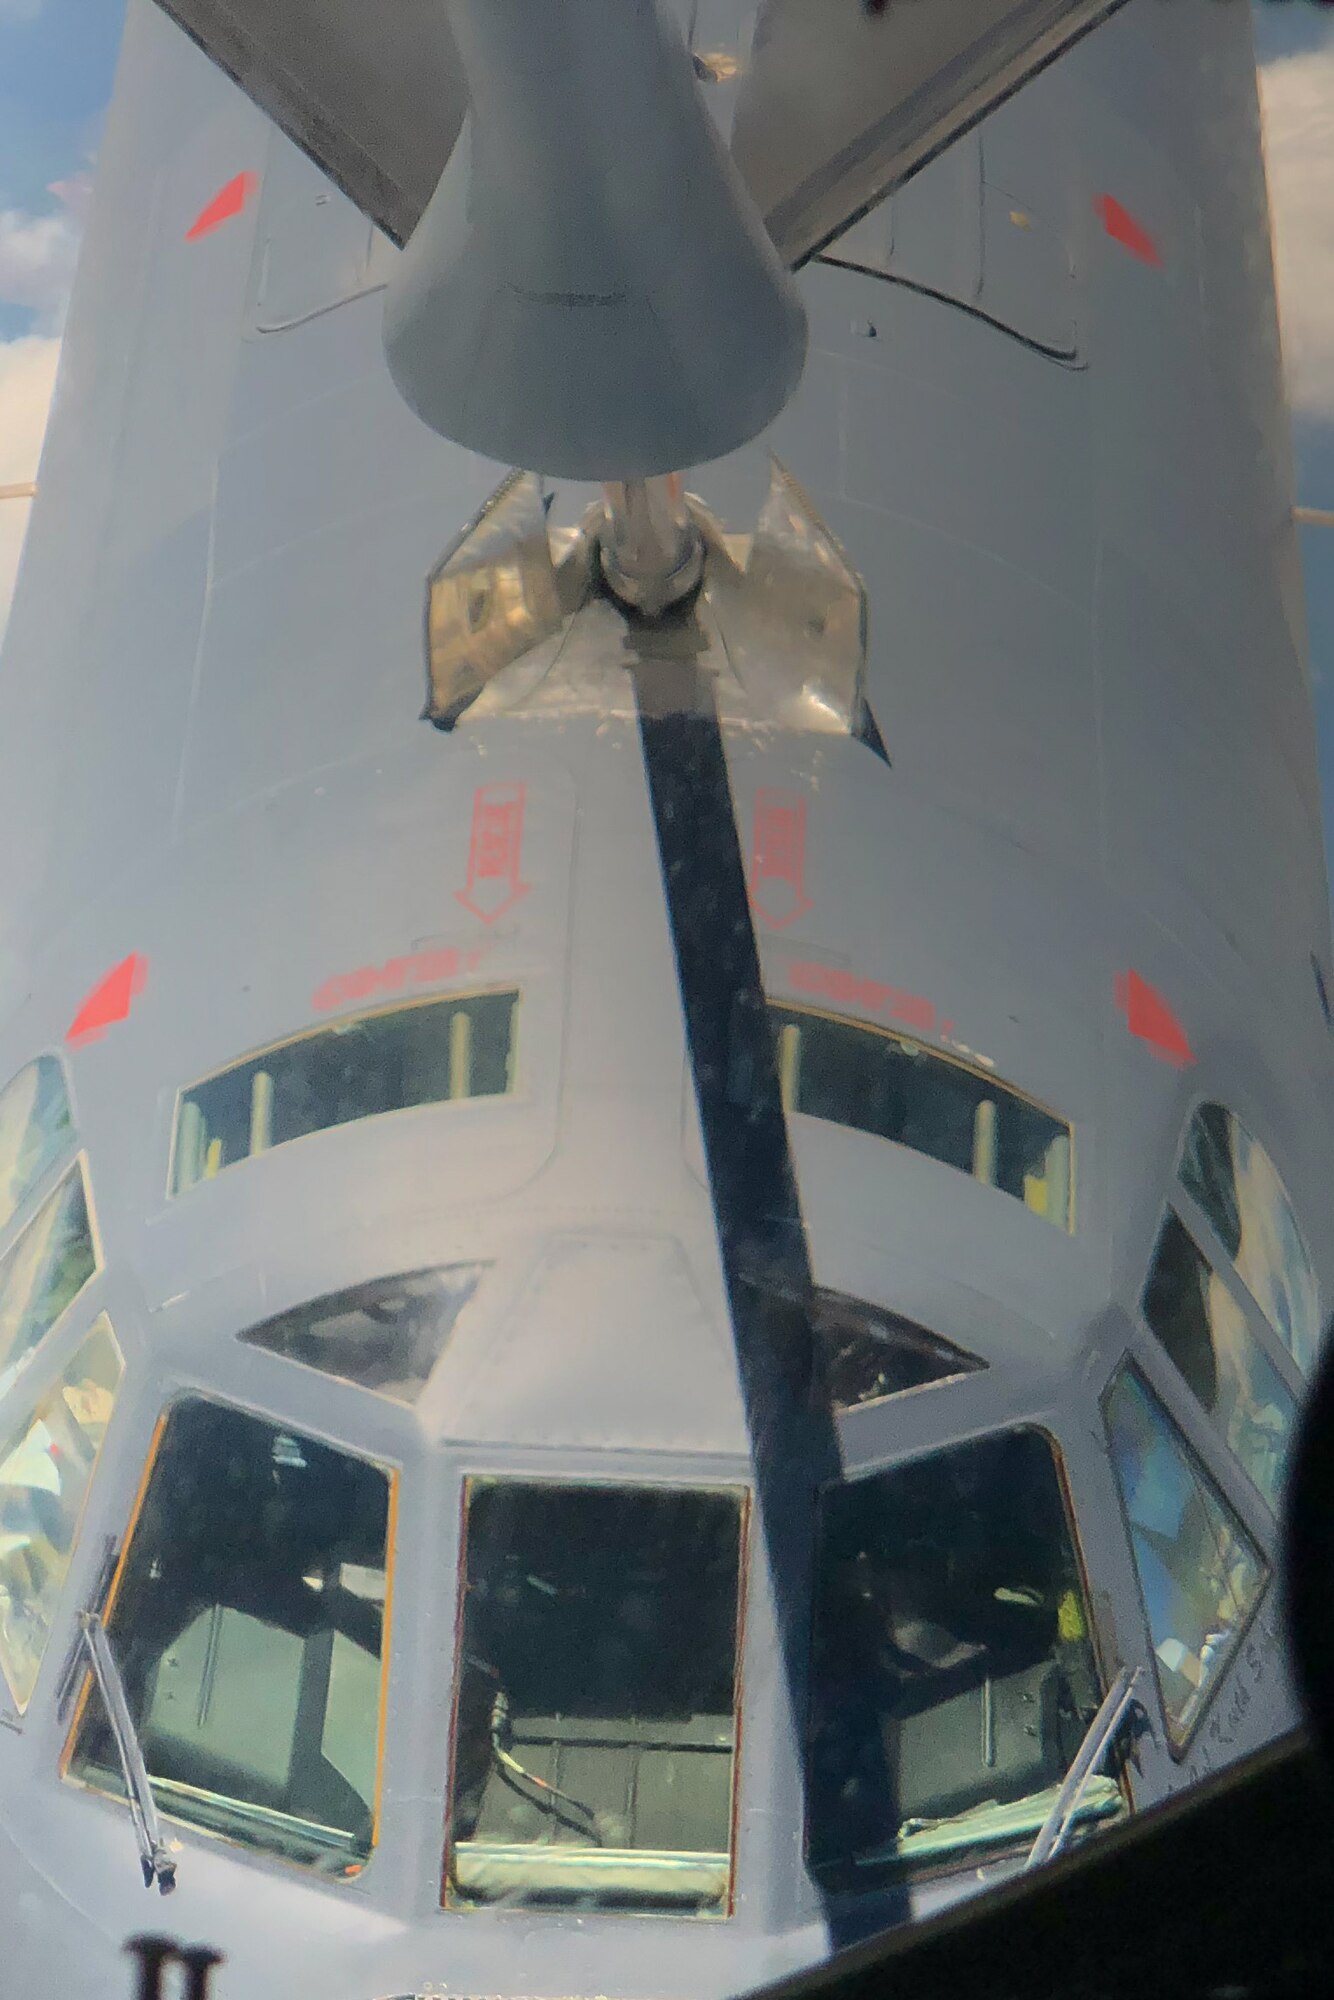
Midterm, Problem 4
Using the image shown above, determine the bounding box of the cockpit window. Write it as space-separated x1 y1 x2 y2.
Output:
445 1481 745 1915
0 1315 122 1710
811 1291 985 1413
806 1429 1115 1884
171 988 520 1193
759 1003 1072 1228
1177 1104 1320 1375
0 1056 73 1239
240 1265 486 1403
1141 1210 1296 1513
67 1400 393 1875
0 1159 98 1402
1105 1365 1266 1751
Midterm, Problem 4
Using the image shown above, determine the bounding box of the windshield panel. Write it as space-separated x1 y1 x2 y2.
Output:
1141 1211 1297 1513
0 1160 98 1402
1105 1366 1266 1750
1177 1105 1319 1375
0 1315 123 1710
445 1481 745 1915
67 1400 393 1875
806 1428 1108 1885
172 989 520 1193
0 1056 73 1239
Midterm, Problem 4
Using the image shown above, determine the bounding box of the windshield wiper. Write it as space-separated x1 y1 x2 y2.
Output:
1026 1664 1143 1869
78 1612 176 1893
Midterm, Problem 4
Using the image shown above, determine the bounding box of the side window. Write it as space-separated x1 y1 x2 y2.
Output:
1105 1366 1266 1751
172 989 520 1193
0 1160 98 1401
67 1401 393 1876
1141 1211 1297 1513
0 1316 123 1709
806 1430 1114 1885
0 1056 73 1238
1177 1104 1319 1375
761 1003 1072 1227
445 1482 745 1915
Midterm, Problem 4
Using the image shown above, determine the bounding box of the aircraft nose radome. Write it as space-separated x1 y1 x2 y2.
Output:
382 0 806 478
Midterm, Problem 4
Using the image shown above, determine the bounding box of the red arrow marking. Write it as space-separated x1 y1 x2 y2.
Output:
748 790 814 931
66 953 148 1046
456 783 531 924
186 171 259 242
1116 969 1195 1068
1094 194 1162 268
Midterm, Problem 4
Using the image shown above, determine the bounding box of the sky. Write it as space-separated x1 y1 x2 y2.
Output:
2 1 1334 753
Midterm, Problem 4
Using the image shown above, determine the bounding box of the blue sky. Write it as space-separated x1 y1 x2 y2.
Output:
3 0 1334 761
0 0 123 336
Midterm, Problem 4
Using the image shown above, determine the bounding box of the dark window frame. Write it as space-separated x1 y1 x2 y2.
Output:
440 1473 752 1920
62 1391 400 1880
803 1422 1118 1887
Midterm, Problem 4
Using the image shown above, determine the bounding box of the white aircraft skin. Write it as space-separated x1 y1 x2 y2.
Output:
0 2 1328 1997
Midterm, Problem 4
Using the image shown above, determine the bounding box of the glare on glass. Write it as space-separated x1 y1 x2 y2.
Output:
0 1057 73 1240
1178 1104 1320 1375
1105 1366 1266 1749
1141 1210 1297 1512
0 1162 98 1403
0 1316 123 1709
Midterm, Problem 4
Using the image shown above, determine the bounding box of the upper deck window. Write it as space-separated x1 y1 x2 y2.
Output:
0 1316 122 1709
1141 1211 1296 1513
67 1400 393 1875
171 989 519 1193
445 1481 745 1915
807 1429 1115 1885
0 1160 97 1402
1105 1366 1266 1751
240 1265 486 1403
759 1003 1071 1227
0 1057 73 1239
1177 1105 1319 1375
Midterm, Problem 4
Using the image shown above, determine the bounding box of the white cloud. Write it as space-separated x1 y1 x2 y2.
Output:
0 333 61 647
0 1 45 20
0 205 80 326
1259 42 1334 421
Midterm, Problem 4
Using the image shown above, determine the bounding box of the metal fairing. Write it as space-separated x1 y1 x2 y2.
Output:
0 2 1326 1997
